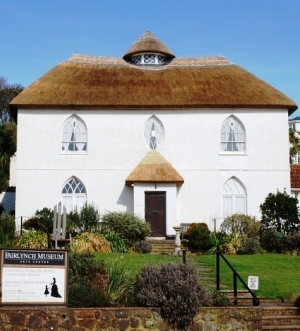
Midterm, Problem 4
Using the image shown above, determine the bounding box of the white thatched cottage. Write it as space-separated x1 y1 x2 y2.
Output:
10 32 297 236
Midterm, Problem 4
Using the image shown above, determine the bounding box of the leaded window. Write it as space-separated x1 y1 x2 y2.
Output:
220 116 245 152
144 115 164 149
222 177 247 217
62 115 87 152
132 53 166 65
62 177 86 213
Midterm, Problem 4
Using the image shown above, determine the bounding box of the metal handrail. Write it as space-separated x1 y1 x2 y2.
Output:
216 247 260 306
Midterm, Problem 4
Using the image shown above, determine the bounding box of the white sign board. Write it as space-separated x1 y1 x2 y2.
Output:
0 249 68 305
248 276 259 290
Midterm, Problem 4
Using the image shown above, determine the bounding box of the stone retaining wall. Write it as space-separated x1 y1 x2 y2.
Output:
0 306 264 331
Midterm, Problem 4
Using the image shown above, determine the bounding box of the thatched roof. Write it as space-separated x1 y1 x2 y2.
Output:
10 32 297 120
125 150 184 186
123 31 175 61
291 165 300 188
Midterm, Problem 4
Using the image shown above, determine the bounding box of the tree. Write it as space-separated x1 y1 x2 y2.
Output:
0 77 23 191
0 77 23 123
260 190 299 233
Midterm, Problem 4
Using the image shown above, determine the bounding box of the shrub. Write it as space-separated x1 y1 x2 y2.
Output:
132 240 152 254
72 232 112 253
67 211 81 236
237 238 262 255
0 212 15 246
186 223 213 251
135 263 212 331
260 190 299 233
68 283 104 308
286 232 300 255
80 203 100 232
101 211 151 248
211 290 230 306
220 214 260 238
106 258 135 305
221 233 244 255
103 231 127 253
261 230 287 253
16 230 48 248
67 203 100 235
68 252 108 307
23 208 53 234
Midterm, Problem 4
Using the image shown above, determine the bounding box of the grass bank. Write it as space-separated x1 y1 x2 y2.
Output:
95 252 300 300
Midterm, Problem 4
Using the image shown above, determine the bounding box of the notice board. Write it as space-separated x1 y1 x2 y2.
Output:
0 249 68 305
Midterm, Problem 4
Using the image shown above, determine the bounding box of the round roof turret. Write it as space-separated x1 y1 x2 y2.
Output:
123 31 175 63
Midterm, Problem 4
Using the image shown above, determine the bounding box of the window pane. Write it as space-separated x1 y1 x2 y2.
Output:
235 196 246 214
220 116 245 153
62 116 87 152
222 196 233 217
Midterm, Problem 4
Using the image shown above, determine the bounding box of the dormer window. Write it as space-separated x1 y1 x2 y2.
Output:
132 53 167 65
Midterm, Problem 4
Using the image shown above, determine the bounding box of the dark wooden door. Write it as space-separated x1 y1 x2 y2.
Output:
145 192 166 237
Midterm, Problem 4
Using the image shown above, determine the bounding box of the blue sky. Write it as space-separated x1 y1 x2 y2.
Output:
1 0 299 117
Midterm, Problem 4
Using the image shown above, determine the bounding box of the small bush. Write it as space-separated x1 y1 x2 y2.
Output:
16 230 48 248
80 203 100 232
221 233 244 255
0 212 15 246
237 238 262 255
220 214 260 238
68 284 104 307
106 258 135 305
286 232 300 254
261 230 287 253
135 263 212 331
68 252 108 307
72 232 112 253
186 223 213 251
211 290 230 306
101 211 151 248
103 231 127 253
132 240 152 254
23 208 53 234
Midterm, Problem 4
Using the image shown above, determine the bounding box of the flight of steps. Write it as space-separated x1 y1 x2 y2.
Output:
147 239 177 254
262 307 300 330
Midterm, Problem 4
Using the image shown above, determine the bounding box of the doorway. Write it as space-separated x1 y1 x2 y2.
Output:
145 191 166 237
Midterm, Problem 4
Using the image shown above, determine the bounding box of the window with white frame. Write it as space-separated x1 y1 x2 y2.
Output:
62 115 87 152
220 116 245 152
144 115 164 149
132 53 166 65
222 177 247 217
62 177 86 213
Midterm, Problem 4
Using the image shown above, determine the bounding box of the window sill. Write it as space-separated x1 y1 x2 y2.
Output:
59 152 89 155
219 152 247 156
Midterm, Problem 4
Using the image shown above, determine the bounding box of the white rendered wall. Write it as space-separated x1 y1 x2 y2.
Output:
15 108 290 234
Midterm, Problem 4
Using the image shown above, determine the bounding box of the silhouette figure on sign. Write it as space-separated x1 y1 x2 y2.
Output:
44 285 49 297
50 278 62 298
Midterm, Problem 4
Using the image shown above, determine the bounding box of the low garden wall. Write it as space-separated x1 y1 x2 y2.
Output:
0 306 262 330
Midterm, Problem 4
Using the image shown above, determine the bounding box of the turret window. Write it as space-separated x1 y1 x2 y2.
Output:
132 53 166 65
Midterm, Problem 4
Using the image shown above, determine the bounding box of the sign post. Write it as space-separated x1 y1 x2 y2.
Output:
0 249 68 305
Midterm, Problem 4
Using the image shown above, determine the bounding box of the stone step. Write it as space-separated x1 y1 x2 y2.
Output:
147 240 177 254
220 290 262 306
262 307 300 330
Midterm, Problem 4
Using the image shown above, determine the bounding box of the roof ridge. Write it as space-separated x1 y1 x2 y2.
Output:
68 53 232 67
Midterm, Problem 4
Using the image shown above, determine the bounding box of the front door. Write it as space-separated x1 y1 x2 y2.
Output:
145 192 166 237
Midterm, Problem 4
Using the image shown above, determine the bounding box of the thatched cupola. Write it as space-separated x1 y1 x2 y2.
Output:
123 31 175 65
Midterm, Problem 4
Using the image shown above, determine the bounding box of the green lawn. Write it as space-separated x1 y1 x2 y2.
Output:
95 253 300 300
196 253 300 300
